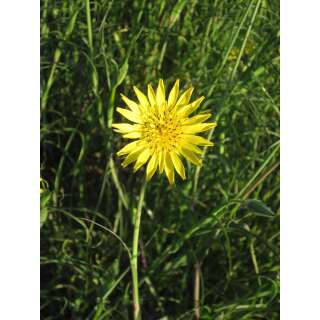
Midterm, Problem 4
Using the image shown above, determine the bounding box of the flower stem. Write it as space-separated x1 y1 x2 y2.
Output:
131 181 147 320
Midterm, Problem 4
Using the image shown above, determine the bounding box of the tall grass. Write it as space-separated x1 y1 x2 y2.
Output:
41 0 280 318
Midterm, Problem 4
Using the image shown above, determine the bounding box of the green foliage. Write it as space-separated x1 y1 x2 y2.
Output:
41 0 279 318
41 178 52 228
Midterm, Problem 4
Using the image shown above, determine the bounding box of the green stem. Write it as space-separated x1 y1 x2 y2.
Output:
85 0 105 129
85 0 93 54
131 181 147 320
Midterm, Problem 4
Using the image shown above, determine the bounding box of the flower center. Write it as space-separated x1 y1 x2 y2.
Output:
141 108 181 152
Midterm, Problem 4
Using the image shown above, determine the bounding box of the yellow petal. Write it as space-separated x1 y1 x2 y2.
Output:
133 86 150 108
179 148 202 166
180 140 203 154
176 87 194 107
147 84 157 107
156 79 166 107
116 108 142 123
158 100 167 116
182 134 214 146
117 141 140 156
112 123 138 133
177 96 205 117
168 79 179 108
134 148 151 172
170 151 186 180
181 113 211 125
146 152 158 181
122 145 145 167
123 132 141 139
121 94 140 113
158 150 165 173
164 152 175 184
182 122 217 134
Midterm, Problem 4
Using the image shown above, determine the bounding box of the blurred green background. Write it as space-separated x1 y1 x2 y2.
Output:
40 0 279 319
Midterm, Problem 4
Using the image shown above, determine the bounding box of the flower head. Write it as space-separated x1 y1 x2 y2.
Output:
112 79 217 184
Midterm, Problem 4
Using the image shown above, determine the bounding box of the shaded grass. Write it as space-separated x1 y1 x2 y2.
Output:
41 0 279 319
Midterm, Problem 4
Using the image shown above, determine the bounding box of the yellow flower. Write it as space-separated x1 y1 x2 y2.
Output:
228 39 256 61
112 79 217 184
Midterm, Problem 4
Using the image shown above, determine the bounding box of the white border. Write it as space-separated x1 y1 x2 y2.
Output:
281 1 320 319
0 1 39 319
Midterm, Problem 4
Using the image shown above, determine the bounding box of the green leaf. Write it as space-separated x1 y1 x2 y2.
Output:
40 207 48 228
244 199 275 217
40 190 51 207
168 0 188 29
116 61 128 87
